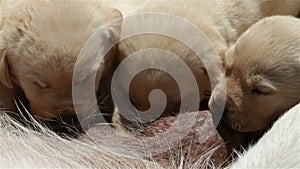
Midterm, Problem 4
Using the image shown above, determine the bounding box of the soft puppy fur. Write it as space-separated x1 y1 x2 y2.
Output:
111 0 300 125
0 1 122 124
210 16 300 132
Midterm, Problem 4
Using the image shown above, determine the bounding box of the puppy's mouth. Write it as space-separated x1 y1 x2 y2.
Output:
222 113 248 133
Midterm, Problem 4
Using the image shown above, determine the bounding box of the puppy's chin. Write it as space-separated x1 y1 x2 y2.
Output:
222 116 266 133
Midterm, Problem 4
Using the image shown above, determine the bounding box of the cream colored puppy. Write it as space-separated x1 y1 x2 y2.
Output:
210 16 300 132
0 1 122 125
113 0 300 124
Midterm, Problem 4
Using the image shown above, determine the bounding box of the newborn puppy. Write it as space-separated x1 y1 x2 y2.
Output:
210 16 300 132
113 0 300 126
0 1 122 126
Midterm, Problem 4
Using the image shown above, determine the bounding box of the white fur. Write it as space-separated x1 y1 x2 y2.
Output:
229 103 300 168
1 104 300 168
0 110 160 168
0 109 221 168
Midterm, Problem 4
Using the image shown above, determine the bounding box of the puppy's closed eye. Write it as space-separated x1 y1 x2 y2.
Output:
251 77 277 96
252 86 272 95
24 73 49 89
32 79 49 88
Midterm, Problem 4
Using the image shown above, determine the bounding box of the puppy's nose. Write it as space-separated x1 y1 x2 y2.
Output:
61 106 75 114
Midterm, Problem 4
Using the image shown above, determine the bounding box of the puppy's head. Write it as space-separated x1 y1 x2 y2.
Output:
210 16 300 132
0 1 122 124
116 35 212 124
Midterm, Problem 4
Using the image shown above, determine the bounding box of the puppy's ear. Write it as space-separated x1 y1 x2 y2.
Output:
101 8 123 46
0 49 13 88
108 8 123 29
251 76 277 95
96 7 123 73
75 8 122 84
224 46 235 77
225 46 235 68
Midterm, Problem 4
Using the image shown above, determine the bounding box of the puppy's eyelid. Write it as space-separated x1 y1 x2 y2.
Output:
34 80 49 88
252 86 272 95
250 75 277 95
27 76 49 88
25 74 49 88
251 81 276 96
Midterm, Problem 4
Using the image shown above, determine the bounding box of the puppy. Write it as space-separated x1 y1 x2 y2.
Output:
112 0 300 126
210 16 300 132
0 1 122 127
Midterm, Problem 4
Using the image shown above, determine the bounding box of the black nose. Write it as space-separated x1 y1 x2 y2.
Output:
199 97 210 111
223 107 229 115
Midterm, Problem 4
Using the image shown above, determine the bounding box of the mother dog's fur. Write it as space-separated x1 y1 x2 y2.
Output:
0 110 223 169
1 103 299 168
0 111 157 168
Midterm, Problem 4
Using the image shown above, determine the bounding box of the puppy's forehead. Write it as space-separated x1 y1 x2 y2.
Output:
5 1 116 71
232 21 300 76
20 64 73 86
